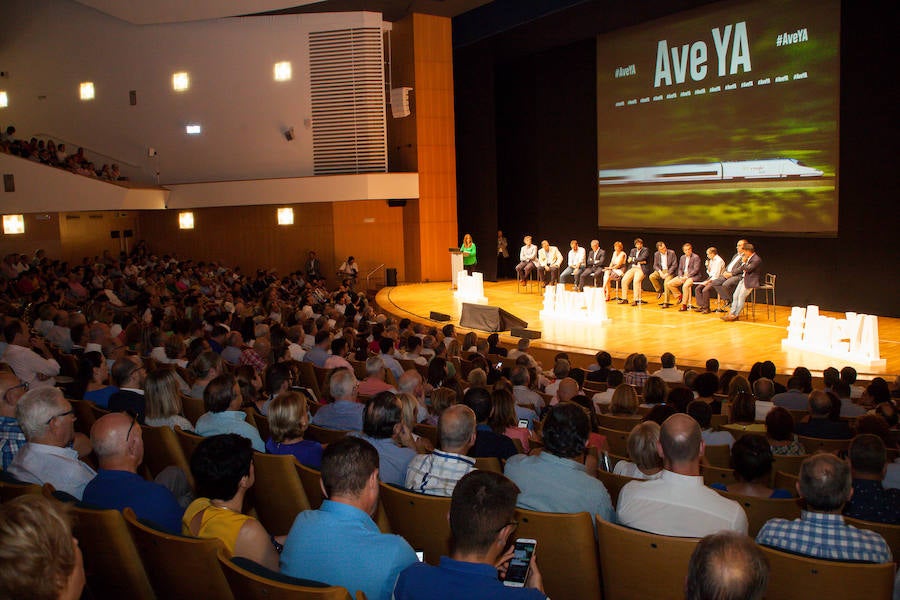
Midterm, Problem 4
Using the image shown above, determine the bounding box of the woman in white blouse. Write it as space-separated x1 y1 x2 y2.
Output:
602 241 628 301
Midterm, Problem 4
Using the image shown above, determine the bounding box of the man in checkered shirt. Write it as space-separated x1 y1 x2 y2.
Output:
405 404 476 496
756 453 892 563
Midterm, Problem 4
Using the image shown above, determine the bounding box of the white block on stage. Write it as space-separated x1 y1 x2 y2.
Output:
780 305 886 368
454 271 488 304
539 285 610 323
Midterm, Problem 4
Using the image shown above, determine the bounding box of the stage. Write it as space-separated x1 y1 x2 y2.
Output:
376 281 899 379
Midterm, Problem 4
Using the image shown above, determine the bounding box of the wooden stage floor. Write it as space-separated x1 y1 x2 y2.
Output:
376 281 899 379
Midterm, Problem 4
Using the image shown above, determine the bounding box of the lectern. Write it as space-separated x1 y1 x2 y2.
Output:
449 250 464 289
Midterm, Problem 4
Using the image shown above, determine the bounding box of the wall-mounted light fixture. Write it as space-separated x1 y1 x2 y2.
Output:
3 214 24 234
80 82 95 100
277 207 294 225
178 212 194 229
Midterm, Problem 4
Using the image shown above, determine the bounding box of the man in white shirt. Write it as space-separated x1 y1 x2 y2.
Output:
514 235 539 286
511 367 542 428
537 240 563 287
617 413 748 537
652 352 684 384
7 387 96 500
1 320 60 389
752 378 776 422
560 240 586 290
694 247 728 314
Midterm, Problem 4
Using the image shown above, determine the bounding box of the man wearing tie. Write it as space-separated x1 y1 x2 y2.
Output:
577 240 606 292
723 243 762 322
538 240 564 287
665 243 702 311
514 236 539 285
710 239 748 308
619 238 652 305
560 240 586 290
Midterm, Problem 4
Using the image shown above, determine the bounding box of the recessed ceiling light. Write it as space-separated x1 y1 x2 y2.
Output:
0 92 7 108
185 124 201 135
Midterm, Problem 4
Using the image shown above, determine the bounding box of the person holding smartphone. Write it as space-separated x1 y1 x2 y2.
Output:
393 470 545 599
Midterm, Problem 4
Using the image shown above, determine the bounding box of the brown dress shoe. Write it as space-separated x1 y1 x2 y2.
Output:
679 305 688 312
722 313 739 322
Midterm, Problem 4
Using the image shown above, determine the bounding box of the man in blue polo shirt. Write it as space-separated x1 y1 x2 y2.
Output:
82 412 184 534
394 470 546 599
281 436 417 600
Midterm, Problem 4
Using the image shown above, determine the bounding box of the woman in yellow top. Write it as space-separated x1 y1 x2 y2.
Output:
460 233 477 275
183 433 281 570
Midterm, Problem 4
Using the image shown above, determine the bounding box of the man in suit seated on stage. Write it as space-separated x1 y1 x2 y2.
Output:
710 239 748 309
649 241 677 306
619 238 652 305
722 243 762 322
665 243 702 311
514 235 539 286
576 239 606 292
537 240 563 287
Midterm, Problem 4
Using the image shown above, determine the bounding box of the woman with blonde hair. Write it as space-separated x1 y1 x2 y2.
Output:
396 392 433 453
144 368 194 431
460 233 477 274
613 421 663 480
610 384 639 416
424 387 456 426
266 391 323 469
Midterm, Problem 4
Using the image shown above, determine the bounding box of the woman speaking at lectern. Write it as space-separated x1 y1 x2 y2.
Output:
460 233 477 275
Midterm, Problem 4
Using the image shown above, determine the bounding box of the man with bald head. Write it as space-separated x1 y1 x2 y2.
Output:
686 531 769 600
82 412 183 533
405 404 477 496
556 377 580 406
617 413 747 536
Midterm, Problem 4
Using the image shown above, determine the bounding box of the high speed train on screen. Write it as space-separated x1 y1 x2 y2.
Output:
597 158 824 185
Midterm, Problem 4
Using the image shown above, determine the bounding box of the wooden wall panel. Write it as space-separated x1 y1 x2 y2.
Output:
333 200 406 284
411 13 458 282
58 211 138 264
137 203 335 278
0 214 62 261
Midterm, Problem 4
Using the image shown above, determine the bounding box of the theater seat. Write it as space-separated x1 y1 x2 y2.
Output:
123 507 234 599
758 544 895 600
715 490 802 537
218 548 361 599
596 469 640 508
515 508 600 600
140 423 194 491
295 462 326 510
250 452 311 536
377 483 451 565
596 518 699 600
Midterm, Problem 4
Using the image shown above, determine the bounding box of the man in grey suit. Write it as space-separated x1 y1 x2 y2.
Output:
665 243 703 310
722 243 762 321
649 241 678 305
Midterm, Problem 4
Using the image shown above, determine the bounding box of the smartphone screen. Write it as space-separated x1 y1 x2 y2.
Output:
503 538 536 587
415 551 424 562
517 418 529 429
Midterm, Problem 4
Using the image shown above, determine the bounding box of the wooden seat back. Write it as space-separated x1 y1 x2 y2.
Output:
700 464 739 487
798 435 851 455
123 507 234 600
596 414 642 431
715 490 802 537
515 508 600 600
377 483 451 565
140 424 195 491
71 504 156 600
597 426 630 456
770 453 808 487
306 424 350 445
596 469 641 509
759 544 896 600
218 548 354 599
701 443 731 468
180 394 206 426
597 518 699 600
295 462 325 510
250 452 311 535
173 425 205 462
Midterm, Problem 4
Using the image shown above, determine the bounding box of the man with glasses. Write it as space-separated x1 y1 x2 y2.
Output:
0 372 28 468
82 412 184 534
7 387 96 499
1 319 60 388
394 470 546 599
107 356 147 423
